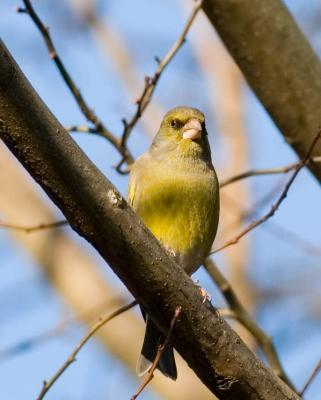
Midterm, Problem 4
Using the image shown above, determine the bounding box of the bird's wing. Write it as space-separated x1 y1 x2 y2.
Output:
128 154 146 207
128 173 137 206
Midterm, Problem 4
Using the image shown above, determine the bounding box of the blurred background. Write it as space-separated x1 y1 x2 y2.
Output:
1 0 321 399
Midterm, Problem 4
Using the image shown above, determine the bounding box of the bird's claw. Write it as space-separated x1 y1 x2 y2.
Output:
193 279 212 304
164 244 176 258
200 287 211 304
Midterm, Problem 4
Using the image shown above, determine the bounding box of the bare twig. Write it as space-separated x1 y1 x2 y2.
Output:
219 179 284 238
231 200 321 258
212 130 321 254
36 300 137 400
219 156 321 188
0 297 129 362
131 306 182 400
204 259 295 390
299 358 321 396
220 181 321 257
262 221 321 257
18 0 134 168
116 0 204 171
69 2 165 139
19 0 202 173
0 219 67 233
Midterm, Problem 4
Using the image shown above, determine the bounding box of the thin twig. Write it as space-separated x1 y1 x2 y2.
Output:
18 0 134 168
116 0 204 171
220 181 321 257
0 296 128 362
219 156 321 187
131 306 182 400
219 179 284 237
212 130 321 254
262 221 321 257
299 358 321 396
35 300 137 400
204 259 295 390
0 219 67 233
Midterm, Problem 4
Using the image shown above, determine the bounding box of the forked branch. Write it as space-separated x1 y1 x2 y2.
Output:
212 130 321 254
18 0 134 167
116 0 204 172
36 301 137 400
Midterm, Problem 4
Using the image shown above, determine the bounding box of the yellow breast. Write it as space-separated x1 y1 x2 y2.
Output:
129 155 219 272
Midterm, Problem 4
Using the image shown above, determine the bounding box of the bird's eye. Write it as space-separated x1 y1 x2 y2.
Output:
170 119 181 129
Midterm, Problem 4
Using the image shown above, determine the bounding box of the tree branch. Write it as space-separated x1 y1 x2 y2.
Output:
219 157 321 188
204 259 293 389
0 40 299 400
0 219 67 233
203 0 321 184
131 306 182 400
212 130 321 254
0 141 210 400
116 0 204 170
299 358 321 397
36 300 137 400
18 0 134 167
0 297 124 362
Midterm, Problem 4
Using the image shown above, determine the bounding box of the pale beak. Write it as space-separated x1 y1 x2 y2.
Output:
182 118 202 140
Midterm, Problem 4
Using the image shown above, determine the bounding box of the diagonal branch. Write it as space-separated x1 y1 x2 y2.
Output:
131 306 182 400
116 0 204 171
212 130 321 255
18 0 134 167
0 40 299 400
219 157 321 188
0 297 126 362
299 358 321 396
204 259 294 389
203 0 321 185
36 300 137 400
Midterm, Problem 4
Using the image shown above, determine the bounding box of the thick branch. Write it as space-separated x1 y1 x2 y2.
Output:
0 141 210 400
203 0 321 184
0 41 299 400
204 259 293 388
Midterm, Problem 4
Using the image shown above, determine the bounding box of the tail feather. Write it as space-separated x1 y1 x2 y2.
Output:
137 315 177 380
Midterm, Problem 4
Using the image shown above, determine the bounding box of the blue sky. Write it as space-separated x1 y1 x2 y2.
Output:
1 0 321 399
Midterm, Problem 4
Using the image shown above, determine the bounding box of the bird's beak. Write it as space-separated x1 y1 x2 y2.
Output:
182 118 202 140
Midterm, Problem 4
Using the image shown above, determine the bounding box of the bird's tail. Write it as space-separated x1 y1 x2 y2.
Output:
137 315 177 380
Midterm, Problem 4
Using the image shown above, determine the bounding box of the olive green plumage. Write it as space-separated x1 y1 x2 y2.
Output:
128 106 220 379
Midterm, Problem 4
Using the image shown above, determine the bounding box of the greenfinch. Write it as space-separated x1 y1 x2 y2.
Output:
128 106 220 380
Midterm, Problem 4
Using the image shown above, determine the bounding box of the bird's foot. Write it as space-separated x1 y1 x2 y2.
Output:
163 244 176 258
193 279 212 304
200 287 212 304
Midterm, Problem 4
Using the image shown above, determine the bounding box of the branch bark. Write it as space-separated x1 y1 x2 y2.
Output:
0 40 299 400
0 142 211 400
203 0 321 183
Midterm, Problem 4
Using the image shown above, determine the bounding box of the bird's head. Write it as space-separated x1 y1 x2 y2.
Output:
151 107 212 162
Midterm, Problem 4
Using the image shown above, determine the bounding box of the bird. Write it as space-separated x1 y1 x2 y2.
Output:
128 106 220 380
